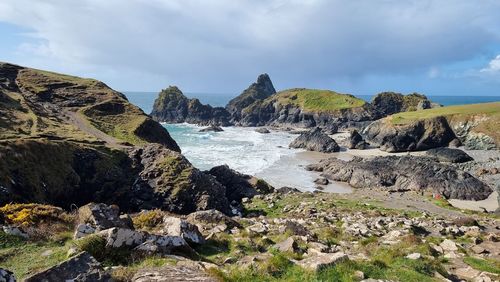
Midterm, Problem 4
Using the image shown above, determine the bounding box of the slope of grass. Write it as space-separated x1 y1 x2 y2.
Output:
268 88 366 113
390 102 500 125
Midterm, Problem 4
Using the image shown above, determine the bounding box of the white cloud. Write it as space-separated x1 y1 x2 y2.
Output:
0 0 500 92
480 55 500 73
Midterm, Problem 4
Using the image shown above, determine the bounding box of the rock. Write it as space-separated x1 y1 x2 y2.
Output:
163 216 205 245
67 247 79 258
2 226 28 239
24 252 110 282
207 165 273 203
150 86 231 126
348 130 369 150
471 245 487 254
449 119 497 150
364 116 456 152
289 127 340 153
255 128 270 134
452 217 479 227
275 187 302 194
280 221 310 236
307 242 330 254
273 237 299 253
455 267 481 281
353 270 365 280
226 73 276 120
247 223 268 234
314 177 329 185
449 138 462 148
77 203 133 232
426 147 473 163
296 252 348 272
311 155 492 200
199 125 224 132
405 253 422 260
132 265 217 282
416 99 432 110
74 224 97 239
0 268 15 282
186 209 241 236
440 239 458 252
130 144 232 215
371 92 431 116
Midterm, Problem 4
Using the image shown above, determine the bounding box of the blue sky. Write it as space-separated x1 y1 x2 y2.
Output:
1 1 500 96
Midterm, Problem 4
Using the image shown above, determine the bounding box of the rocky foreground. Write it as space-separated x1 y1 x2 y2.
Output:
1 190 499 281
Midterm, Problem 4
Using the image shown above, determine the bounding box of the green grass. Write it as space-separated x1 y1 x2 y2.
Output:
464 257 500 274
390 102 500 125
268 88 366 113
0 231 72 280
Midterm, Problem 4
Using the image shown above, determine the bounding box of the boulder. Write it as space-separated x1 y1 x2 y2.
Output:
74 224 97 239
348 130 369 150
255 128 271 134
280 221 310 236
132 265 217 282
77 203 133 231
186 209 241 235
207 165 273 203
426 147 473 163
273 237 299 253
364 116 456 152
163 216 205 245
289 128 340 153
296 252 348 272
130 144 232 215
440 239 458 252
275 187 302 194
0 268 15 282
199 125 224 132
310 156 492 200
314 177 329 185
24 252 110 282
370 92 430 116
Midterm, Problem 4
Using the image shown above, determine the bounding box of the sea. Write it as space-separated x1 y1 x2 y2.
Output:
125 91 499 191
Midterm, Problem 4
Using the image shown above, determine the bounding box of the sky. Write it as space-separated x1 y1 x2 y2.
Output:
1 0 500 96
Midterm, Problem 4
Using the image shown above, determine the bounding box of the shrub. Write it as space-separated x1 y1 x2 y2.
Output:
0 203 73 227
132 209 164 229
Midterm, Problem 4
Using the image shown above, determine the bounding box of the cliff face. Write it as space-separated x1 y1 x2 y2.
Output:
0 62 264 214
150 86 231 126
226 73 276 119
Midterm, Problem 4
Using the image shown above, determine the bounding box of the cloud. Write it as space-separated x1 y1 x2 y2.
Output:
1 0 500 92
480 55 500 73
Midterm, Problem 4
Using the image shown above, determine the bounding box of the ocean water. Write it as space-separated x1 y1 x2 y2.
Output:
125 91 499 191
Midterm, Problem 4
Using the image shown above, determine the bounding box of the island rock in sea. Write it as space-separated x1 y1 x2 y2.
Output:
150 86 231 126
0 62 270 215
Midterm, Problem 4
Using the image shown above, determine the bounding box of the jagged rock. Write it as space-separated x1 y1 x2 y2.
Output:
130 144 231 215
151 86 230 126
426 147 473 163
226 73 276 120
163 216 205 245
310 156 492 200
371 92 430 116
348 130 369 149
186 209 241 236
97 227 194 256
24 252 110 282
289 128 340 153
364 116 456 152
314 177 329 185
417 99 431 110
273 237 299 253
296 252 348 272
0 268 15 282
77 203 133 232
132 265 217 282
450 119 497 150
207 165 273 202
255 128 271 134
199 125 224 132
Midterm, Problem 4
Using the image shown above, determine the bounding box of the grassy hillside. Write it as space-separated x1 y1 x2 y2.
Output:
267 88 366 113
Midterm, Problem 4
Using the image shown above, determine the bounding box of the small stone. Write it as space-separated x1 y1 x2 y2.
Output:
440 239 458 252
405 253 421 260
353 270 365 280
273 237 299 253
41 250 53 257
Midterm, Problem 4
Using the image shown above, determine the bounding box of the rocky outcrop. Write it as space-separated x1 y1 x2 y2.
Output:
308 156 492 200
449 117 498 150
289 128 340 153
226 73 276 120
129 144 231 214
199 125 223 132
207 165 273 203
150 86 231 126
364 116 456 152
186 209 241 236
348 130 369 149
371 92 433 116
77 203 133 230
163 216 205 244
426 148 473 163
24 252 111 282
